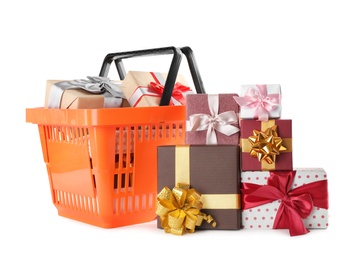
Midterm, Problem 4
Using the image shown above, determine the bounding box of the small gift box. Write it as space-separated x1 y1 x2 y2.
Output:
241 168 329 236
44 77 129 109
157 145 242 234
234 84 281 121
120 71 193 107
240 119 293 171
185 93 240 145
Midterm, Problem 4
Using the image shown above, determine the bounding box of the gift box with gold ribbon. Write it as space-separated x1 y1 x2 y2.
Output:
185 93 240 145
241 168 329 236
120 71 193 107
240 119 293 171
156 145 242 234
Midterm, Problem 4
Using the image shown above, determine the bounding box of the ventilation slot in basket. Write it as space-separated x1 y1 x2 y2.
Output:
54 190 99 215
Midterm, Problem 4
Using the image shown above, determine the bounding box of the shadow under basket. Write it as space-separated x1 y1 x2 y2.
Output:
26 106 186 228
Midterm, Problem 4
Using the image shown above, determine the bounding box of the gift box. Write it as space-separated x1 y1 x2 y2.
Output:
234 84 281 121
44 77 129 109
120 71 193 107
157 145 242 233
185 93 240 145
241 168 329 236
240 119 293 171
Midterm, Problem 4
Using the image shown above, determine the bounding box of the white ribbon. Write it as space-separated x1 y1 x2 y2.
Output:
48 76 125 108
188 94 240 144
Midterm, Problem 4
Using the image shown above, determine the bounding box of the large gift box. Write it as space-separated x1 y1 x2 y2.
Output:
157 145 242 234
120 71 193 107
234 84 282 121
241 168 329 236
240 119 293 171
44 77 129 109
185 93 240 145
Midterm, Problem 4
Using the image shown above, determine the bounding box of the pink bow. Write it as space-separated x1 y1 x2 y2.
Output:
234 84 280 121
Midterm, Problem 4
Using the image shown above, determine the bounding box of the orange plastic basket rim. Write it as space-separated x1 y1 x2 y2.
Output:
26 106 186 126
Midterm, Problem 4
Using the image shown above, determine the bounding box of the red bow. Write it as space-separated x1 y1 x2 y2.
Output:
149 81 190 105
241 171 328 236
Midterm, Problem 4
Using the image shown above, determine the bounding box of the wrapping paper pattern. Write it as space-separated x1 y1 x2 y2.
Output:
241 168 329 230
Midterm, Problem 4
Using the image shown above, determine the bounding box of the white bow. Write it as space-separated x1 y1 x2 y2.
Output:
189 94 240 144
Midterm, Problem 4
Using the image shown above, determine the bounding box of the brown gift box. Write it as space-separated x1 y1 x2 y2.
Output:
157 145 242 230
44 80 130 109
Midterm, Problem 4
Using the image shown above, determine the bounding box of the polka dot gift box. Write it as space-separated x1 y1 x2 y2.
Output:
241 168 329 236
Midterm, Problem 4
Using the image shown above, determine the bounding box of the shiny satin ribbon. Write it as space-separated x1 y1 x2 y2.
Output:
241 120 292 171
156 183 217 235
149 81 191 105
188 94 240 144
174 145 241 210
128 72 190 107
234 84 280 121
248 124 286 164
241 171 329 236
47 76 124 108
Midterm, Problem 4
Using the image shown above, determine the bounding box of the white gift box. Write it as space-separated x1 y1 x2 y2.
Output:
241 168 329 236
235 84 282 121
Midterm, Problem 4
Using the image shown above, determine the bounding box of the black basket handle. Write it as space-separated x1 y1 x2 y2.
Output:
99 46 205 106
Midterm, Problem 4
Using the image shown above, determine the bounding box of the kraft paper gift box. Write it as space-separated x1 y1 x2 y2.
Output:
234 84 282 121
240 119 293 171
241 168 329 236
44 78 129 109
157 145 242 234
185 93 240 145
120 71 193 107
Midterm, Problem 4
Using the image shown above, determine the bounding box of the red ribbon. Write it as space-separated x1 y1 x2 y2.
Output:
241 171 328 236
149 81 190 105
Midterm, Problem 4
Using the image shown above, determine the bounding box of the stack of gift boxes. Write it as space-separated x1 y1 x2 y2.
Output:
44 70 329 236
156 83 329 236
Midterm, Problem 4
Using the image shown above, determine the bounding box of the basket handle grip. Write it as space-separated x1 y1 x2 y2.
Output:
99 46 205 106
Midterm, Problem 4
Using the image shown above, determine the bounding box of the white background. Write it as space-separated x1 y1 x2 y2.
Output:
1 0 350 259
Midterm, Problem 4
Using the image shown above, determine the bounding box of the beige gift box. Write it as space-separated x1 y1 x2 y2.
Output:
44 79 129 109
120 71 193 107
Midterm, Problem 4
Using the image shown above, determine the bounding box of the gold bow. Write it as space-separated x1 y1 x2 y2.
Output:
156 183 217 235
248 125 287 164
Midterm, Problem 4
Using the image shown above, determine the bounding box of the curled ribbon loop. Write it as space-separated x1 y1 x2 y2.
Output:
156 183 217 235
248 125 286 164
234 84 280 121
149 81 191 105
241 171 329 236
189 94 240 144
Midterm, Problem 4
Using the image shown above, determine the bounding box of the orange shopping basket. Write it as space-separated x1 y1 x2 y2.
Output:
26 46 205 228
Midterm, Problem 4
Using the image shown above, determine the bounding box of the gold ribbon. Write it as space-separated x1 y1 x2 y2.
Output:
156 183 217 235
241 121 292 170
248 124 286 164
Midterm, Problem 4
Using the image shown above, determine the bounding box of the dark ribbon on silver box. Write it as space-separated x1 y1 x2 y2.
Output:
47 76 125 108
